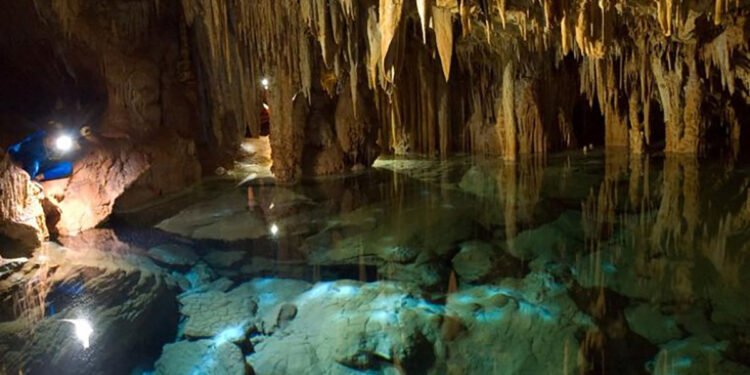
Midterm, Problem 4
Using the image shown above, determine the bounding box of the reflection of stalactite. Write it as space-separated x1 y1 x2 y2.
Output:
12 249 53 332
581 151 624 252
651 156 699 253
628 155 650 209
502 156 545 252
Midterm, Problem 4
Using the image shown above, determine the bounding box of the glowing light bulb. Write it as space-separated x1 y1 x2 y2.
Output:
55 135 74 152
62 319 94 349
261 78 270 89
270 223 279 236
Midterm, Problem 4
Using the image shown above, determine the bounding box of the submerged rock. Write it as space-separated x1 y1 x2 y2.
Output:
203 250 246 269
179 288 257 339
147 243 199 267
452 240 525 282
156 191 268 241
444 272 594 374
155 339 248 375
247 281 443 375
625 303 683 345
650 336 750 375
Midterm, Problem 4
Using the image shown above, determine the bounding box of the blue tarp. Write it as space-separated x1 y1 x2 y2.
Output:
8 130 74 180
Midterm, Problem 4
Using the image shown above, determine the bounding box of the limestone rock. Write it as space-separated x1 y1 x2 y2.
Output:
115 133 202 211
51 143 149 236
156 191 268 241
147 243 199 267
0 152 48 250
248 281 442 375
444 272 594 374
178 287 258 338
156 340 247 375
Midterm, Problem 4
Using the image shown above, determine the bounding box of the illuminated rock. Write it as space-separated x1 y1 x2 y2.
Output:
444 273 594 374
247 281 443 374
51 143 149 236
0 152 48 250
178 288 257 339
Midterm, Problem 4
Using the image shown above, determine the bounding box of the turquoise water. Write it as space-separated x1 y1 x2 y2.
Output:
2 152 749 374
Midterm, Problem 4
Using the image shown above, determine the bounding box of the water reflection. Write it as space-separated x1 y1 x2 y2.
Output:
1 153 749 374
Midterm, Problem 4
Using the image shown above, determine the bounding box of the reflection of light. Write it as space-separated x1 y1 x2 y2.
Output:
269 203 275 210
261 78 270 89
55 135 74 152
270 223 279 236
62 319 94 349
263 103 270 110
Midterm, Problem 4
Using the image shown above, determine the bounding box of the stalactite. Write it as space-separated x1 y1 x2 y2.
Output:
496 0 506 29
434 6 454 81
417 0 430 44
379 0 404 70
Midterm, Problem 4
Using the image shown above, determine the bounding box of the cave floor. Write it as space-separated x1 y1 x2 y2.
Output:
2 152 750 375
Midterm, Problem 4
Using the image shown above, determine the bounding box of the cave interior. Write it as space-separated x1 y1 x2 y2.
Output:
1 1 750 374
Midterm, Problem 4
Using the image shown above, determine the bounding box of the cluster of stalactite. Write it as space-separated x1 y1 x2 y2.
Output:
34 0 750 182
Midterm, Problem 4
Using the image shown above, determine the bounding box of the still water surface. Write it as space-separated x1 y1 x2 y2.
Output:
2 152 749 375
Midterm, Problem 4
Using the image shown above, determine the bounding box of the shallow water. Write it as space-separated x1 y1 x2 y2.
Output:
2 152 750 374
